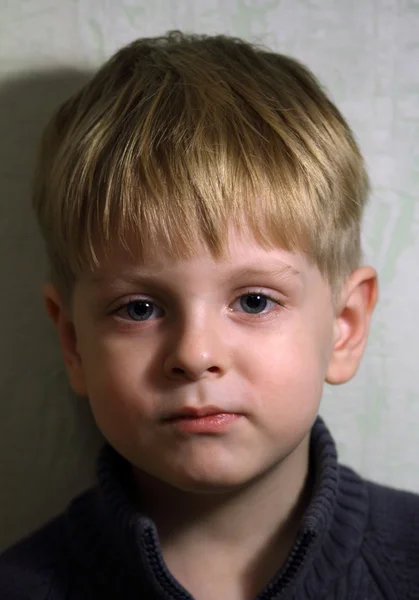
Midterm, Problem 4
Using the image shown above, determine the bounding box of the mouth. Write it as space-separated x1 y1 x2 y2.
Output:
164 405 238 421
162 405 244 434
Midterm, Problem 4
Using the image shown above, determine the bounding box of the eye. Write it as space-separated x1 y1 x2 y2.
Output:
114 299 164 321
111 292 282 322
233 293 281 315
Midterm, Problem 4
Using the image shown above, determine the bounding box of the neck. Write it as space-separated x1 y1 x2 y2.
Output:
131 433 312 595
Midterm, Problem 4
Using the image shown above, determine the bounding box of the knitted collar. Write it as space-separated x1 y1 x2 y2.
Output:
66 417 368 599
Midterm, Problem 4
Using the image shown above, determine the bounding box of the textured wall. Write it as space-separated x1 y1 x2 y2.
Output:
0 0 418 551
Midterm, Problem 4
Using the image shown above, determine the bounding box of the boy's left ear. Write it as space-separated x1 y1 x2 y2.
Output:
325 266 378 385
43 283 88 397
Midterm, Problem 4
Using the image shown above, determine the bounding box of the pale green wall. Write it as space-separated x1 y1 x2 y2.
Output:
0 0 418 551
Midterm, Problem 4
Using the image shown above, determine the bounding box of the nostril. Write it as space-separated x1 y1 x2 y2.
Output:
208 366 220 373
172 367 185 375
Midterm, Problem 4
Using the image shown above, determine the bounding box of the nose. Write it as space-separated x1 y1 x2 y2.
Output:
163 317 229 381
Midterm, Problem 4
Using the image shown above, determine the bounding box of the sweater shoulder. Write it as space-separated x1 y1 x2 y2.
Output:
362 477 419 597
365 478 419 545
0 513 69 600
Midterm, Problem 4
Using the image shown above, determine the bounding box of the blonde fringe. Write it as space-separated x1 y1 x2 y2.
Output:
32 31 369 305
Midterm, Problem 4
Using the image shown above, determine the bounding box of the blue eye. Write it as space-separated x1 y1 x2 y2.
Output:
113 292 281 322
237 294 278 314
122 300 163 321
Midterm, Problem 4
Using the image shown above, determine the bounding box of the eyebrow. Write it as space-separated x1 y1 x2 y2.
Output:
225 264 301 282
87 261 301 286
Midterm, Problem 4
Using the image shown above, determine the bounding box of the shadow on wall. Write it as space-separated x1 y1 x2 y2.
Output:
0 70 104 552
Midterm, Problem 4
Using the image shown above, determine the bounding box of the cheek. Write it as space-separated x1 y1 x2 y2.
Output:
77 333 155 419
78 343 159 455
246 325 327 417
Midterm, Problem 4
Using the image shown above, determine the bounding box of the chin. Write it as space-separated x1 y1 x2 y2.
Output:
164 465 261 495
172 479 248 495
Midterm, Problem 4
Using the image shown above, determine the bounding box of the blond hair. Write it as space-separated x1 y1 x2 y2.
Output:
33 31 369 305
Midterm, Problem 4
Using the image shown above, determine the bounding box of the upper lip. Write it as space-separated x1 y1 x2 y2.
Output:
164 405 236 420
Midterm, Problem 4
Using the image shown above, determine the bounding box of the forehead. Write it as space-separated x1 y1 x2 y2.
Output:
84 225 308 283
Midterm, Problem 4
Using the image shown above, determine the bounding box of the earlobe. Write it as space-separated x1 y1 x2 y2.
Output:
325 267 378 385
43 283 88 397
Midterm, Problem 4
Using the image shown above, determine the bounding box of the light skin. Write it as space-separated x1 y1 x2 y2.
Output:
44 226 378 600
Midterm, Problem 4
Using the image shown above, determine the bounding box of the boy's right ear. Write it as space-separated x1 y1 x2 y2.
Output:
43 283 88 398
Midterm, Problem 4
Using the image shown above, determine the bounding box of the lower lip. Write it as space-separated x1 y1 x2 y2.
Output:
167 413 242 433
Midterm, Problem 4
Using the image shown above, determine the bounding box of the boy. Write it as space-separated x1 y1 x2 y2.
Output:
1 30 418 600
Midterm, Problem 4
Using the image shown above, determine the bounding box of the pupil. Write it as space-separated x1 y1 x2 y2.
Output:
129 301 152 320
242 294 267 313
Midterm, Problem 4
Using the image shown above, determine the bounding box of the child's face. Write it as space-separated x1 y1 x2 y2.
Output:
52 227 350 492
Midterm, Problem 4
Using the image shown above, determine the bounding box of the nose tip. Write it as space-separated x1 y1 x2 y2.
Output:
168 361 223 381
163 316 229 381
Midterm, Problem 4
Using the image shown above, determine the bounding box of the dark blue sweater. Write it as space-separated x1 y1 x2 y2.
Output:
1 417 419 599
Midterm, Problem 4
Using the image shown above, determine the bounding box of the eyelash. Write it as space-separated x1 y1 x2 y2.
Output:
111 290 284 322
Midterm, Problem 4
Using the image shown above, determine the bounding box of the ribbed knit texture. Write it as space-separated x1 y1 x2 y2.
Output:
2 416 419 599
